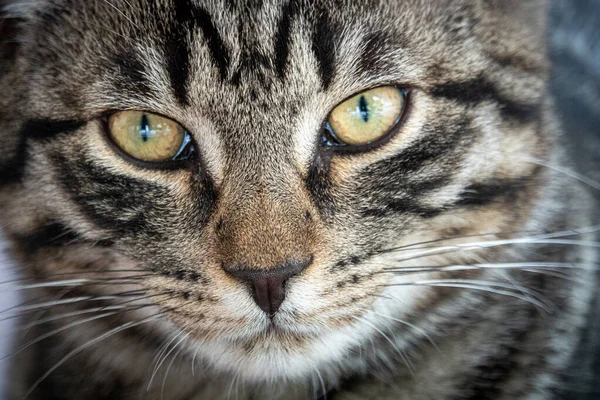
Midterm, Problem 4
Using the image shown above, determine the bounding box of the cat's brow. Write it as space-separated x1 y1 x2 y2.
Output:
273 1 298 80
167 0 230 105
110 51 152 96
311 9 337 90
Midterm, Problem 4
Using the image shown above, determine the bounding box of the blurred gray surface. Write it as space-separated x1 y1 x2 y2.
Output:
550 0 600 175
0 235 19 400
0 0 598 399
548 2 600 397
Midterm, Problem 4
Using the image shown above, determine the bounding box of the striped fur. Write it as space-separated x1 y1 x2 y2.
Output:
0 1 598 399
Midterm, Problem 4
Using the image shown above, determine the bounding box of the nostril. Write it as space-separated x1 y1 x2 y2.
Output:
223 257 312 316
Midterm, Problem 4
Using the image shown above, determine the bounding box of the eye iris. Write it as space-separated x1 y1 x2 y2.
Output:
140 114 150 142
358 96 370 123
108 111 187 162
328 87 406 146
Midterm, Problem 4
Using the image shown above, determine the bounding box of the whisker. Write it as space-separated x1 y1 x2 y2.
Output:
381 262 597 275
481 261 549 315
153 332 180 374
314 367 327 400
7 279 90 291
150 330 189 388
190 329 214 377
390 227 600 264
18 290 72 338
12 307 125 335
161 331 189 400
0 288 159 322
14 291 176 332
525 157 600 193
191 347 199 377
0 296 103 317
101 0 140 29
0 271 154 287
309 371 317 400
23 312 164 399
385 282 552 311
227 366 240 400
367 306 439 352
376 229 536 255
376 224 600 256
3 311 120 361
145 305 197 391
387 278 545 297
352 315 414 375
521 268 584 284
3 293 172 361
149 331 191 391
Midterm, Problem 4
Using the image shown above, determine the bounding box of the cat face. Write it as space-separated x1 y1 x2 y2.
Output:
0 0 550 383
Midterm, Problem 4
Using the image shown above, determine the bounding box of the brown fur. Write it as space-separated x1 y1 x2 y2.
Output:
0 1 598 399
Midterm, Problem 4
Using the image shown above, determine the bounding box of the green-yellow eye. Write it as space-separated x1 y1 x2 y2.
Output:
108 111 192 162
327 87 407 146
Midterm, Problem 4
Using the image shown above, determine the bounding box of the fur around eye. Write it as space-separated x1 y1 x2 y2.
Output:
326 87 407 147
3 0 599 398
107 111 193 163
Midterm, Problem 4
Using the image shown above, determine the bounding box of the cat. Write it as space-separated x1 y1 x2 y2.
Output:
0 0 598 399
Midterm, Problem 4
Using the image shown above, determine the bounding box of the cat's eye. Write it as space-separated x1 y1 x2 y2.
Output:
324 86 407 148
107 111 194 163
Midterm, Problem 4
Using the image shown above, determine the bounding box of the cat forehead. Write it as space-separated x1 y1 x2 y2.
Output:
7 0 472 97
4 0 547 125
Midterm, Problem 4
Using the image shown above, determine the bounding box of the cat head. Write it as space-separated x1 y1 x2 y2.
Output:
0 0 552 383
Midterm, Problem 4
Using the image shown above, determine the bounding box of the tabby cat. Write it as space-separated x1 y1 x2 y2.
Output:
0 0 598 399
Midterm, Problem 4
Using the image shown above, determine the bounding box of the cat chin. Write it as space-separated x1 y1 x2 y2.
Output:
158 280 427 382
183 326 362 383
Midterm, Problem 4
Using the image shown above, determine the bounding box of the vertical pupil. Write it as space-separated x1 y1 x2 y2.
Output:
140 114 150 142
358 96 369 123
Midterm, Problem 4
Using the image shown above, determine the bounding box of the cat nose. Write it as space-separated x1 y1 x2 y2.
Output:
224 259 311 316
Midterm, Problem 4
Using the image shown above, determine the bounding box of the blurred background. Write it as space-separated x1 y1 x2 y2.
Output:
550 2 600 398
0 0 599 398
550 0 600 176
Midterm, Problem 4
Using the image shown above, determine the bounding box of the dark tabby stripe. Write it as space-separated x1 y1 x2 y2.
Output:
362 120 467 184
360 176 449 219
54 155 167 235
166 1 230 105
53 151 218 239
455 177 534 208
431 76 539 122
110 51 152 96
16 221 114 253
306 150 336 219
192 6 230 81
311 9 337 90
0 119 85 185
17 222 82 252
357 118 470 217
358 31 392 75
165 0 194 105
273 0 299 79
